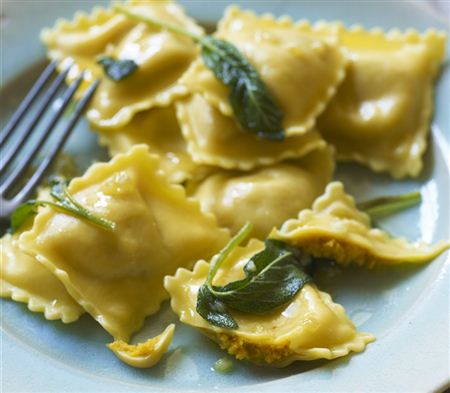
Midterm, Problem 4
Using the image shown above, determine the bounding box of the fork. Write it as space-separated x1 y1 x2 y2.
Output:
0 60 99 221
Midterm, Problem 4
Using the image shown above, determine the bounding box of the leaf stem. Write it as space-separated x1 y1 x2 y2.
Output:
358 191 421 217
206 222 253 286
114 5 203 42
32 199 116 231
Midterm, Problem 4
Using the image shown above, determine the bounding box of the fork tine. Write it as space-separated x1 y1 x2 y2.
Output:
0 61 58 144
0 66 71 173
12 80 100 205
0 73 85 196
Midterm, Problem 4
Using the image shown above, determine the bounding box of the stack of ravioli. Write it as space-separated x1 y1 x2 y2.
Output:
1 0 448 368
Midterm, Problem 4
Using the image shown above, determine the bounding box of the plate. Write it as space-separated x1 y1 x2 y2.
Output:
1 1 449 392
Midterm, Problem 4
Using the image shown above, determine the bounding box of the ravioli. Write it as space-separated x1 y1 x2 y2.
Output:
1 233 84 323
190 145 335 239
176 94 327 170
270 182 450 267
179 6 347 136
19 145 229 340
317 25 447 178
165 239 374 366
95 106 211 183
42 0 202 129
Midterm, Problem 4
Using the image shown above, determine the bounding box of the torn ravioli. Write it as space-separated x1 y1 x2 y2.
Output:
317 26 447 178
42 0 202 128
19 145 229 340
270 182 449 267
165 239 374 367
1 234 84 323
108 324 175 368
179 6 347 136
176 94 327 170
189 145 335 239
95 106 211 184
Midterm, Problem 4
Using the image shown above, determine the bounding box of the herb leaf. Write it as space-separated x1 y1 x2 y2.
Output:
97 56 138 81
358 191 421 217
211 239 311 315
10 200 44 232
10 180 116 233
114 6 284 141
196 285 238 330
196 223 312 329
201 36 284 141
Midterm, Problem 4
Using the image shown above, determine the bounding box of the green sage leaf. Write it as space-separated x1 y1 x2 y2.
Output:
10 201 42 233
196 223 312 329
211 240 311 315
10 180 116 233
358 191 421 217
97 56 138 81
196 285 238 330
201 36 284 141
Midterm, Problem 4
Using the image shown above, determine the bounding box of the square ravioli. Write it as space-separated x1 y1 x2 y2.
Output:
19 145 229 340
189 145 335 239
317 25 446 178
41 0 202 129
165 239 374 366
179 6 347 136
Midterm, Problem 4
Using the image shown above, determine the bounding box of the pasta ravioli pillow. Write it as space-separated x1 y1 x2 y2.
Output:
1 233 84 323
19 145 229 340
41 0 202 129
190 145 335 239
176 94 327 170
317 25 447 178
179 6 347 136
165 239 374 366
94 106 211 184
270 182 450 267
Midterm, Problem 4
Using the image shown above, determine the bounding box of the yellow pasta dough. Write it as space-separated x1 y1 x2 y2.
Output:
190 145 335 239
317 26 447 178
95 106 211 183
19 145 229 340
1 233 84 323
42 0 202 129
179 6 347 136
108 324 175 368
165 239 374 366
270 182 450 267
176 94 327 170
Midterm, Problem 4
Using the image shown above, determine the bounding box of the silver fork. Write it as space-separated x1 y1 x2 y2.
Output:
0 61 99 221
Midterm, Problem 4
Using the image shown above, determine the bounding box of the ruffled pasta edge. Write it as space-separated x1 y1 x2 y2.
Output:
1 280 83 324
175 98 328 170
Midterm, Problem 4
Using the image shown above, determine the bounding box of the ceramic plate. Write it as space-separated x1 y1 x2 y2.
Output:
1 1 449 392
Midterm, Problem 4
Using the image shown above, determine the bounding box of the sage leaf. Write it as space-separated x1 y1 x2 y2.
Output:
97 56 138 81
10 180 116 233
211 240 311 315
196 223 312 329
114 6 284 140
358 191 421 217
196 285 238 330
201 36 284 141
49 180 116 230
10 201 43 232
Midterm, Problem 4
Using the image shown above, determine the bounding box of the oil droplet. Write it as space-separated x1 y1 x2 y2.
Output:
212 357 233 373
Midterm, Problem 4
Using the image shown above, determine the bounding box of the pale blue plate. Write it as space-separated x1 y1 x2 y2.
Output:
1 1 449 392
